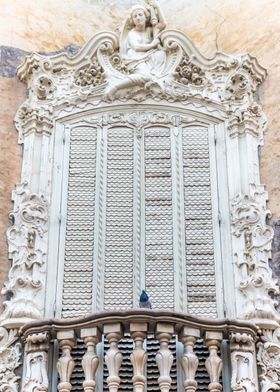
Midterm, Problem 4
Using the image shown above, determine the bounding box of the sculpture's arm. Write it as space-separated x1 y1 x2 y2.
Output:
145 0 167 30
128 36 160 52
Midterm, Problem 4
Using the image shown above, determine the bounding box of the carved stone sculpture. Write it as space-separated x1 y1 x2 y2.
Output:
257 328 280 392
230 333 257 392
231 184 279 328
22 332 49 392
0 327 21 392
1 182 49 324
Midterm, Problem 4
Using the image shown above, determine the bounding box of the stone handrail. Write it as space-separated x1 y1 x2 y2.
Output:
19 309 260 392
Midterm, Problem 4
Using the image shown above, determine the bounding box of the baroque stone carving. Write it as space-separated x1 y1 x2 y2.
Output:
1 182 48 322
15 1 266 109
174 54 205 86
0 327 21 392
231 184 279 328
74 57 104 87
230 333 257 392
22 333 49 392
15 103 53 142
257 328 280 392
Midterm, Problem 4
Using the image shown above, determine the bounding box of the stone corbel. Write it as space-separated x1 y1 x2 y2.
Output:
0 327 21 392
1 182 48 326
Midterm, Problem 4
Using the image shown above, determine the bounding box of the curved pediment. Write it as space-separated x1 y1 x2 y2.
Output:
14 1 267 146
17 27 266 105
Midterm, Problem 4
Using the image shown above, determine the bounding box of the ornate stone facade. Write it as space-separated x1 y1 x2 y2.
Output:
0 0 279 390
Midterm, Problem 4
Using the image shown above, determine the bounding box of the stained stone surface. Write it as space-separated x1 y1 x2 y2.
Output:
270 221 280 310
0 0 280 307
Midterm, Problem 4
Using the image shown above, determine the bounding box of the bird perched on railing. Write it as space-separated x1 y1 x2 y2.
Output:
139 290 152 309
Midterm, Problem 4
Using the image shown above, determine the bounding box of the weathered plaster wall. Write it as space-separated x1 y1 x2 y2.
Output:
0 0 280 305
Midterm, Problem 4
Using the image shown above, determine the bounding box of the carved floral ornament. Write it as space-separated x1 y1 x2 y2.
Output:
1 182 48 323
14 1 266 137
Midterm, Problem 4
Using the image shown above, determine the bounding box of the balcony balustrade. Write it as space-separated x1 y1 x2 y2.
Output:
19 309 260 392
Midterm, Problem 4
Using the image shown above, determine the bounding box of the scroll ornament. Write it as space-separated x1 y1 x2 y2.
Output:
0 327 21 392
258 328 280 392
1 182 48 322
231 184 279 327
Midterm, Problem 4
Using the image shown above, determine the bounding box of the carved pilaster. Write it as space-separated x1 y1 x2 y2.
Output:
205 332 223 392
130 323 148 392
23 332 49 392
57 330 76 392
104 323 123 392
155 323 174 392
1 182 48 325
15 103 53 143
0 327 21 392
179 327 200 392
231 184 279 329
230 333 257 392
81 327 101 392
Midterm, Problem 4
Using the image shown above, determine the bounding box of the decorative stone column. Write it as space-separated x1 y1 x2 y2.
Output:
57 330 76 392
81 327 101 392
130 322 148 392
104 323 123 392
22 332 50 392
205 331 223 392
230 332 258 392
179 326 200 392
155 323 174 392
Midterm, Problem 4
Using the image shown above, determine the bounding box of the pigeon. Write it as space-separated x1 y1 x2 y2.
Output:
139 290 152 309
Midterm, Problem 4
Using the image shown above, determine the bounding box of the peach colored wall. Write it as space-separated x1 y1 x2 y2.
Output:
0 0 279 304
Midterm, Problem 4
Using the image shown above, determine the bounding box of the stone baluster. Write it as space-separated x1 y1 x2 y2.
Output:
205 331 223 392
179 327 200 392
81 327 101 392
104 323 123 392
57 330 76 392
155 323 174 392
22 332 49 392
230 332 258 392
130 322 148 392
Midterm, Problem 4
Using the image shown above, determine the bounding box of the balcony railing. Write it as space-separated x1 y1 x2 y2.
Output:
20 309 260 392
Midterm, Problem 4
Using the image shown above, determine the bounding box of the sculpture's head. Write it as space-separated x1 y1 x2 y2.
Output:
129 5 150 29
